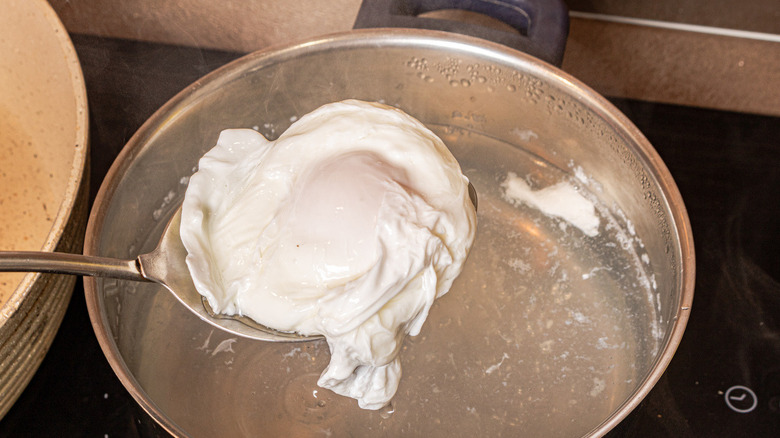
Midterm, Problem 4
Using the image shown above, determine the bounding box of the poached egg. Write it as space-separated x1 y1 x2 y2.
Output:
180 100 476 409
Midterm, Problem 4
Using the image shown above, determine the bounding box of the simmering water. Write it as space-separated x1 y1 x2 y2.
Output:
110 125 659 437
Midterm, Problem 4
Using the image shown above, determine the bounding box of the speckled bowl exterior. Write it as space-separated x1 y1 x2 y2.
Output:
0 177 88 418
0 0 89 418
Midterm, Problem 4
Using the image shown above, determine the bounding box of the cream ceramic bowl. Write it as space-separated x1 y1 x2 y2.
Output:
0 0 88 418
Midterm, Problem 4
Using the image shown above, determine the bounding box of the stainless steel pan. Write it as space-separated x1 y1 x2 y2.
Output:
84 2 694 437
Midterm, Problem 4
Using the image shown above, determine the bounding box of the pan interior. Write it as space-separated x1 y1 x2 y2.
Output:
89 32 685 438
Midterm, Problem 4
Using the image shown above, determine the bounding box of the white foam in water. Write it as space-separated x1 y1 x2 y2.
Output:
501 168 663 349
501 172 600 237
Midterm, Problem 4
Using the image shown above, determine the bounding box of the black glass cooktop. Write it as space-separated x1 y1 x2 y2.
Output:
0 35 777 437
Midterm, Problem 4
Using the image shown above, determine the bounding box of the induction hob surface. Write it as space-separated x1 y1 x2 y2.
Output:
0 35 777 437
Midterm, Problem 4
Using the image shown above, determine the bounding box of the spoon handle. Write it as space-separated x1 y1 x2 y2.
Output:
0 251 145 281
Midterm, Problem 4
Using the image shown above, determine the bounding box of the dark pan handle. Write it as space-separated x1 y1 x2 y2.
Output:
354 0 569 66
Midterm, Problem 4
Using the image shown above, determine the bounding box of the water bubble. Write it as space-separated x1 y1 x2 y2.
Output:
460 79 471 87
283 373 334 425
476 76 487 83
379 403 395 419
406 57 428 70
449 79 460 87
506 84 517 92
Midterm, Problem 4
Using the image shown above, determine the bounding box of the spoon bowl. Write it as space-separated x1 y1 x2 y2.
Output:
140 208 318 341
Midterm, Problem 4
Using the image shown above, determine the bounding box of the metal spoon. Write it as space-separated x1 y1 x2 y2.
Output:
0 207 314 342
0 183 477 342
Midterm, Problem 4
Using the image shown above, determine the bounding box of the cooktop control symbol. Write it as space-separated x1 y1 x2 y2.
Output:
724 385 758 413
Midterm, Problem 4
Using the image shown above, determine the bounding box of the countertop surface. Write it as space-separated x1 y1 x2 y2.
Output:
47 0 780 116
